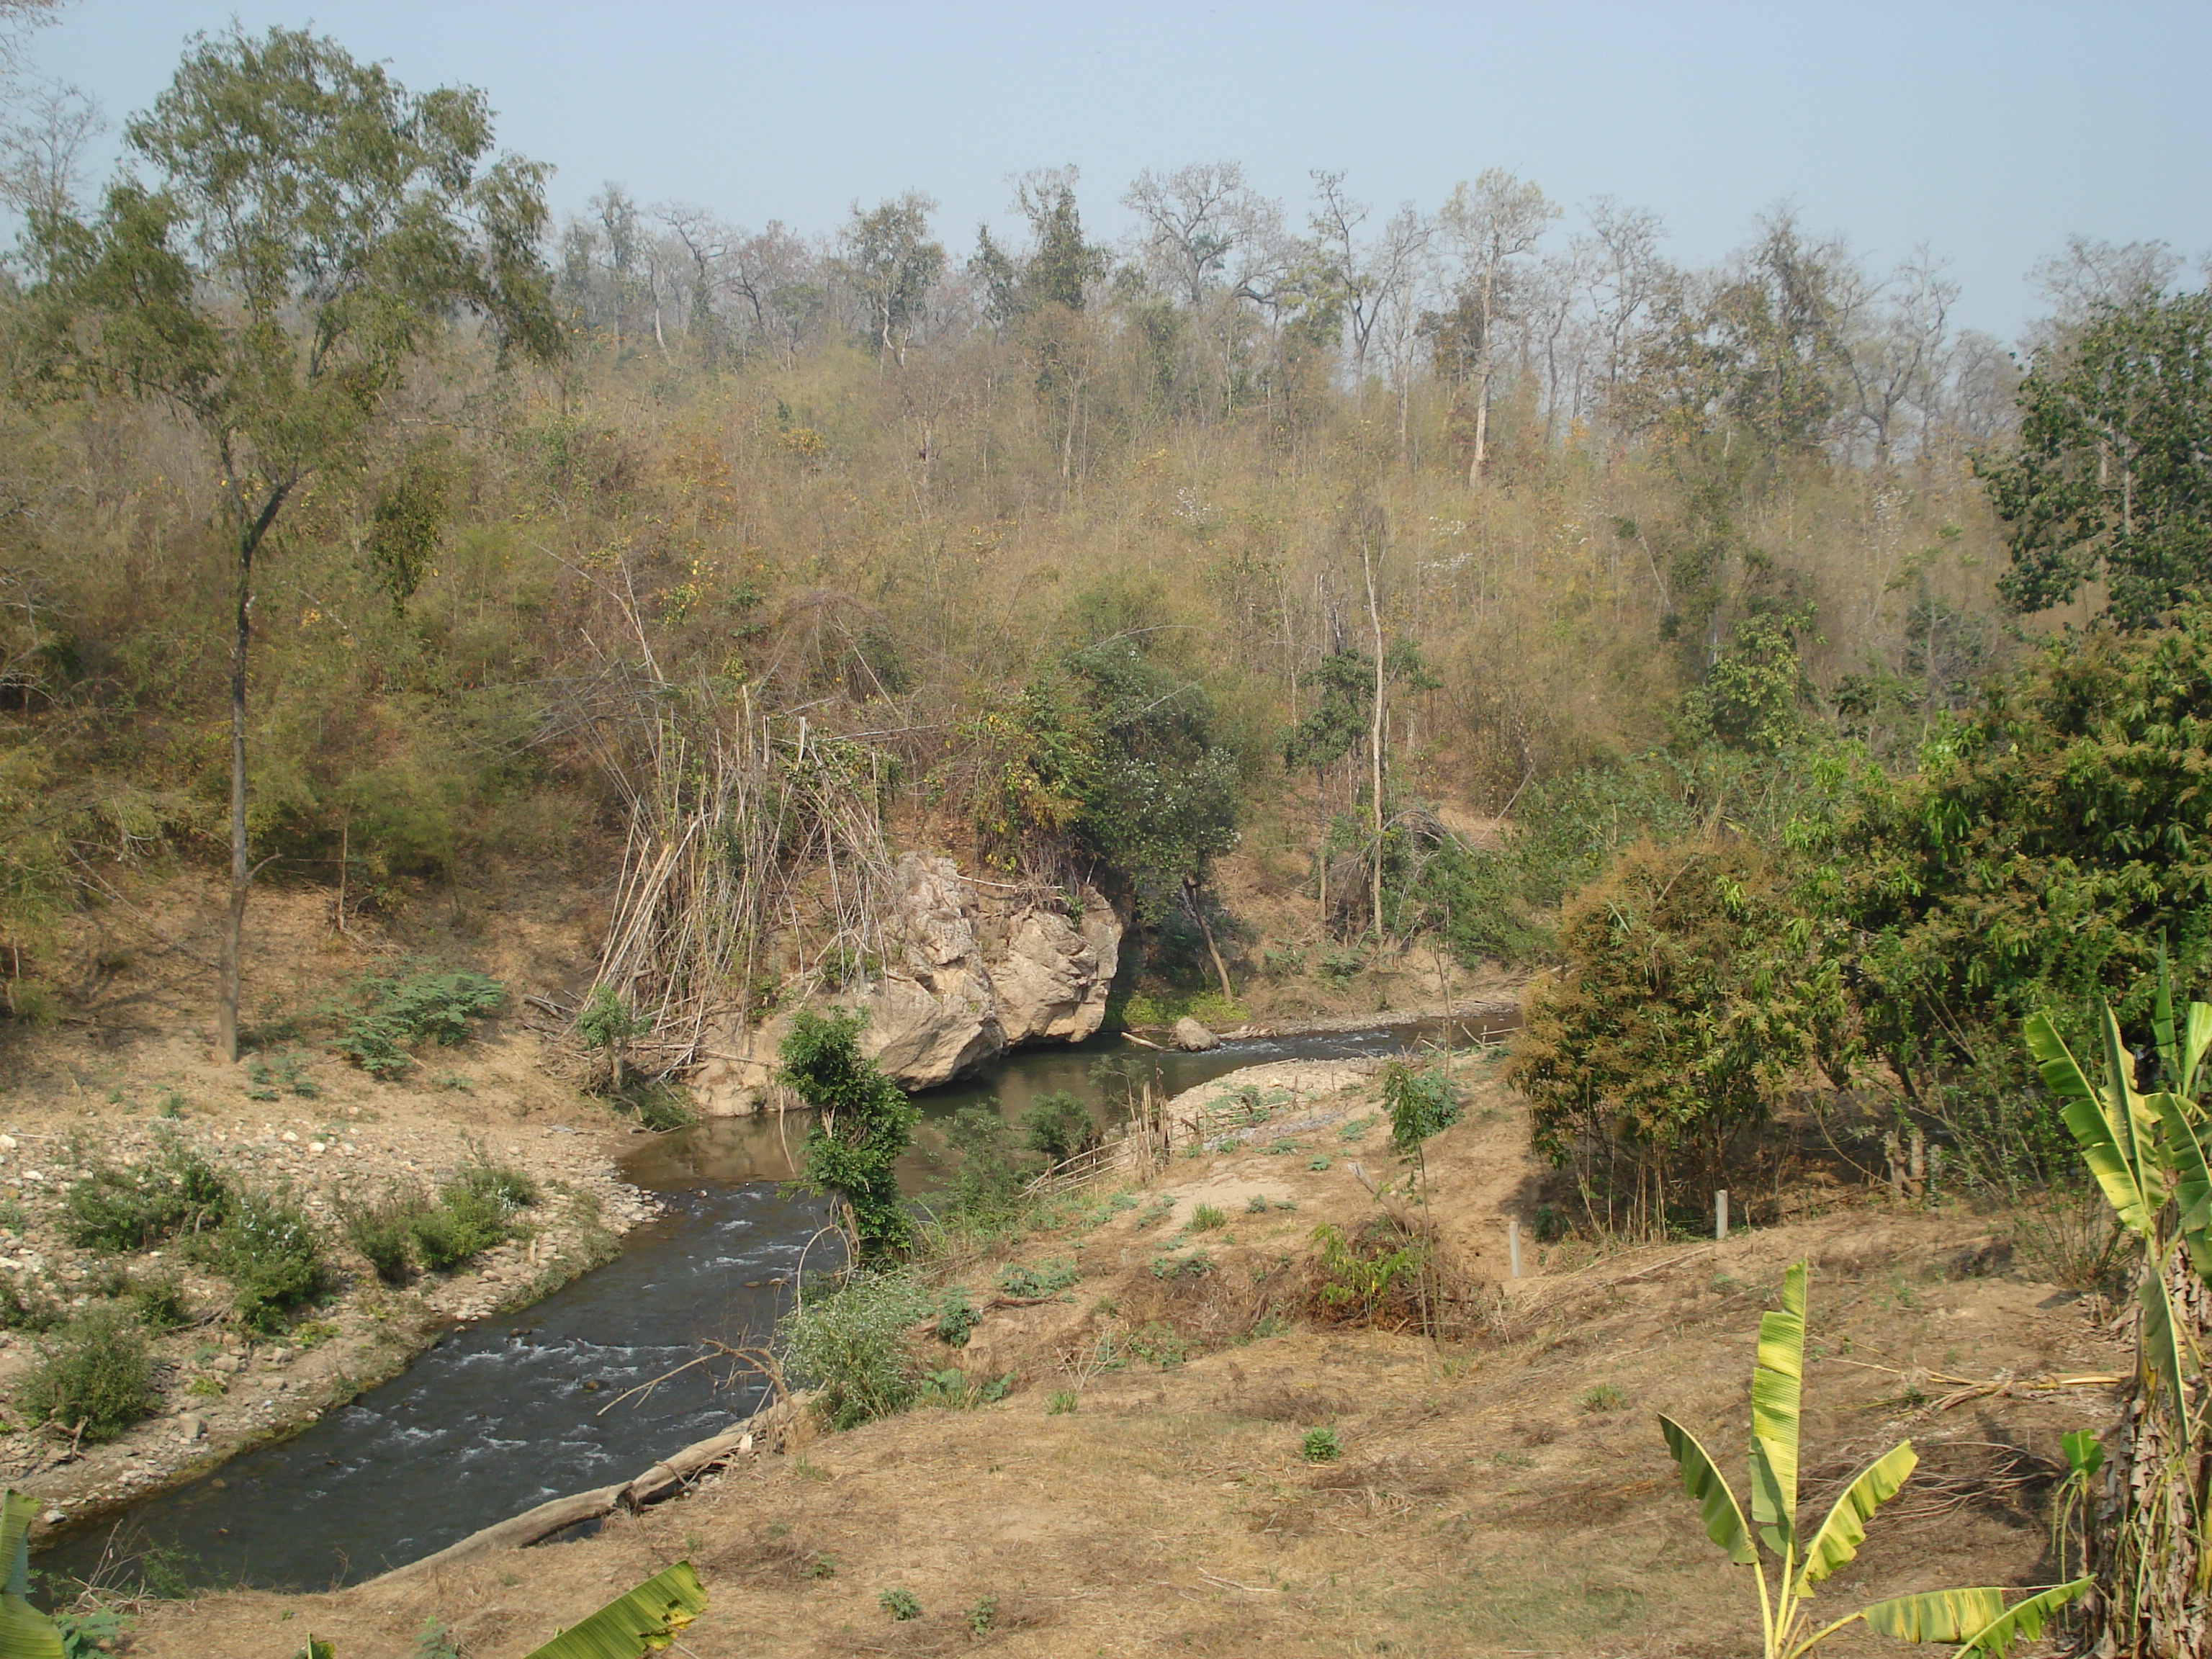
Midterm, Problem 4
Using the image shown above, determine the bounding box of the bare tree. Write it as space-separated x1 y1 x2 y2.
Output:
1439 169 1560 486
1308 171 1431 397
1575 196 1668 416
1842 248 1958 469
1121 160 1288 307
0 76 99 217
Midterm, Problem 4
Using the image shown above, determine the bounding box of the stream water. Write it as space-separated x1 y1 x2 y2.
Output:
37 1017 1507 1592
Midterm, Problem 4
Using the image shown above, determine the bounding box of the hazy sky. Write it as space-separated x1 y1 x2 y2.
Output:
39 1 2212 343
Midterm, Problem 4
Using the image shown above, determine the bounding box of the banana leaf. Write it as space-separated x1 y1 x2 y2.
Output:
2027 1012 2154 1236
1793 1441 1917 1594
0 1493 62 1659
2155 1091 2212 1273
1749 1261 1806 1555
522 1560 706 1659
1948 1578 2092 1656
1658 1414 1754 1565
2185 1004 2212 1102
1860 1586 2005 1645
2139 1254 2194 1438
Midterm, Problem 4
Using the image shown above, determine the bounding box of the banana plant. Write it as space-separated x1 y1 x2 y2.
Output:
0 1492 63 1659
2025 965 2212 1652
1660 1262 2089 1658
521 1560 706 1659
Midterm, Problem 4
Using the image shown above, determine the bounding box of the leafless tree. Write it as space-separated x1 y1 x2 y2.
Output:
1439 169 1560 485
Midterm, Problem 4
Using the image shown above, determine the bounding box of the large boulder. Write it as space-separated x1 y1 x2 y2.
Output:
1171 1016 1220 1052
688 855 1125 1112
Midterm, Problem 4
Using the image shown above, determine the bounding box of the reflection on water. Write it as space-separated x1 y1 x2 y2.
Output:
38 1015 1511 1591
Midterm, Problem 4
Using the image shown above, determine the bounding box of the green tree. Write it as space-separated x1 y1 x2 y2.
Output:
1679 606 1817 753
835 192 943 362
1807 608 2212 1160
1509 836 1834 1236
1980 289 2212 626
36 24 559 1061
780 1009 920 1262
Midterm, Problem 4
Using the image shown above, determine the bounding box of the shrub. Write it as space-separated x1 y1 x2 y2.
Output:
878 1589 921 1622
776 1272 932 1431
935 1286 976 1347
1020 1092 1099 1165
64 1143 231 1251
1301 1425 1341 1463
408 1184 511 1271
332 968 504 1078
994 1259 1078 1297
1046 1389 1077 1415
341 1182 431 1284
935 1105 1028 1231
204 1187 333 1333
613 1080 698 1132
1307 1220 1427 1328
0 1274 60 1331
1508 836 1831 1233
23 1305 156 1441
128 1272 190 1333
1188 1203 1228 1231
1382 1061 1462 1153
780 1010 920 1262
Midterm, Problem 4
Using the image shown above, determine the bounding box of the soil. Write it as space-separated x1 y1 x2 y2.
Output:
113 1053 2121 1659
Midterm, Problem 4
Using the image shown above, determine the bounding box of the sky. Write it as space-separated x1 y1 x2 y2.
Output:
35 1 2212 343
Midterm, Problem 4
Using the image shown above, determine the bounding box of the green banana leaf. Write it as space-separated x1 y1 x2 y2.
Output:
1793 1440 1917 1595
0 1493 63 1659
2060 1429 2104 1478
1860 1586 2005 1645
1948 1578 2092 1656
2139 1255 2194 1437
2154 945 2180 1090
1658 1413 1754 1565
522 1560 706 1659
2185 1004 2212 1102
2027 1012 2154 1236
2155 1091 2212 1273
1749 1261 1807 1556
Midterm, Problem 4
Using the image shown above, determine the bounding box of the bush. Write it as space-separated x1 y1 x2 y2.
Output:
776 1272 932 1431
23 1305 156 1441
1382 1061 1462 1152
64 1143 231 1251
128 1271 190 1333
203 1188 333 1334
612 1080 698 1132
1020 1091 1100 1165
1301 1425 1341 1463
341 1182 431 1284
935 1285 976 1347
1507 836 1833 1231
994 1259 1078 1297
781 1010 920 1261
408 1186 510 1272
331 968 504 1078
934 1106 1028 1232
0 1272 60 1332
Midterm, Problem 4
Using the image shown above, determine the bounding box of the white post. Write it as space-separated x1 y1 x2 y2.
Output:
1507 1218 1522 1280
1715 1190 1729 1241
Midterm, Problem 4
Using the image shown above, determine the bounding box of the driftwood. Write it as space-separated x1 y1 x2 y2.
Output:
369 1419 768 1584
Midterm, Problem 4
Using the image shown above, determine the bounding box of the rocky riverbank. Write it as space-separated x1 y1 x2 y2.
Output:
0 1028 665 1546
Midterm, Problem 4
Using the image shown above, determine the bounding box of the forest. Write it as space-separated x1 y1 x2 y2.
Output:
0 17 2206 1224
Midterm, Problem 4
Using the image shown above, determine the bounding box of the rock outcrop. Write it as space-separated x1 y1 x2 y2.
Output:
690 854 1122 1112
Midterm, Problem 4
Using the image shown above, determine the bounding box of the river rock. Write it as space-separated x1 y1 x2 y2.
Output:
177 1413 206 1442
1171 1017 1220 1052
688 854 1125 1109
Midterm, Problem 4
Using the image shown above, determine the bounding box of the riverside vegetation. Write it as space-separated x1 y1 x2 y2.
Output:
0 12 2209 1658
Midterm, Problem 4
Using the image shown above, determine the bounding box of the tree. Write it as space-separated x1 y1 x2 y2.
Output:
835 192 943 363
779 1008 919 1262
1439 169 1559 485
37 24 560 1061
1980 289 2211 625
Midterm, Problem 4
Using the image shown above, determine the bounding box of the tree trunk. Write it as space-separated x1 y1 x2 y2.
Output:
1362 546 1386 940
1184 876 1234 1003
217 533 253 1064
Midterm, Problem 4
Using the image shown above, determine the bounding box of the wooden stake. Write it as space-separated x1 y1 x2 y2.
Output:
1715 1189 1729 1241
1507 1218 1522 1280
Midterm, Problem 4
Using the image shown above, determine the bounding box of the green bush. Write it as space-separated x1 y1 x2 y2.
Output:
202 1187 333 1334
1382 1061 1462 1153
1301 1425 1341 1463
0 1272 60 1331
341 1182 431 1284
994 1259 1077 1297
935 1285 976 1347
127 1271 190 1333
934 1106 1028 1232
331 968 504 1078
781 1010 920 1261
612 1080 698 1132
776 1272 932 1431
408 1184 511 1271
23 1305 156 1441
1020 1092 1099 1165
64 1143 231 1251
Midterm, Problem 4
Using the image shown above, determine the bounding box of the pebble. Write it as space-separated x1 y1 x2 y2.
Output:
178 1415 206 1442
